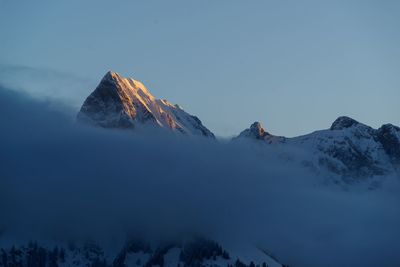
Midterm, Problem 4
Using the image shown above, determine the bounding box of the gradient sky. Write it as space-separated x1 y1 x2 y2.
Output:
0 0 399 137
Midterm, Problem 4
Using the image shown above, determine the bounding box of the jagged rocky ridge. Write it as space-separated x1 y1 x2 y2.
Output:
77 71 214 138
236 116 400 181
0 238 284 267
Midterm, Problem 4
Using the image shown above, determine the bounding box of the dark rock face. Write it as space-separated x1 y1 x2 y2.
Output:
249 122 267 139
330 116 360 130
377 124 400 165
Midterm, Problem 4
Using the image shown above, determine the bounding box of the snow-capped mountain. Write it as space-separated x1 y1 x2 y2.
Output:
77 71 215 138
0 238 284 267
236 116 400 181
77 71 400 182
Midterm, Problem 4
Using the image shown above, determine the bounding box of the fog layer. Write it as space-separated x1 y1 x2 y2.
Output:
0 87 399 267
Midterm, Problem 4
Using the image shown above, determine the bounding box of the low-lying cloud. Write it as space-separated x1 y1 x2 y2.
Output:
0 64 94 111
0 86 400 267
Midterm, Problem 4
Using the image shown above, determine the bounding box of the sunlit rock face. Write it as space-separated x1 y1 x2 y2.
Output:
235 117 400 182
236 121 286 144
243 122 267 139
77 71 215 138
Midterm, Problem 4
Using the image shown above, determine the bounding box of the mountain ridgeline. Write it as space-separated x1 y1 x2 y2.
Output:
237 117 400 182
78 71 400 182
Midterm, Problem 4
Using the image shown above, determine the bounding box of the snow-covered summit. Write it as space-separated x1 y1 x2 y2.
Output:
77 71 215 138
236 116 400 182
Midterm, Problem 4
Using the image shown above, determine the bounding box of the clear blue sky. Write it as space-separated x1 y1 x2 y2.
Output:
0 0 399 137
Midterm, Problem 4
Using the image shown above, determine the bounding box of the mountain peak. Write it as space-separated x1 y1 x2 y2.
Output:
104 70 118 77
249 121 267 139
237 121 269 140
101 70 121 83
330 116 360 130
236 121 285 144
77 72 215 138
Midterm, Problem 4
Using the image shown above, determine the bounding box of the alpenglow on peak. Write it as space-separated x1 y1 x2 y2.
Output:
77 71 215 138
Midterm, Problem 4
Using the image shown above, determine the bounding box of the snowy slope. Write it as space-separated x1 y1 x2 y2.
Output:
0 238 284 267
236 117 400 182
77 71 215 138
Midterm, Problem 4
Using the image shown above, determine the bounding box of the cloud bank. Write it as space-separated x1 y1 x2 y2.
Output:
0 64 95 111
0 86 400 267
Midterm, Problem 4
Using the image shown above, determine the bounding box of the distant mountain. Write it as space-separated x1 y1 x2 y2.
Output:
77 71 215 138
236 116 400 182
